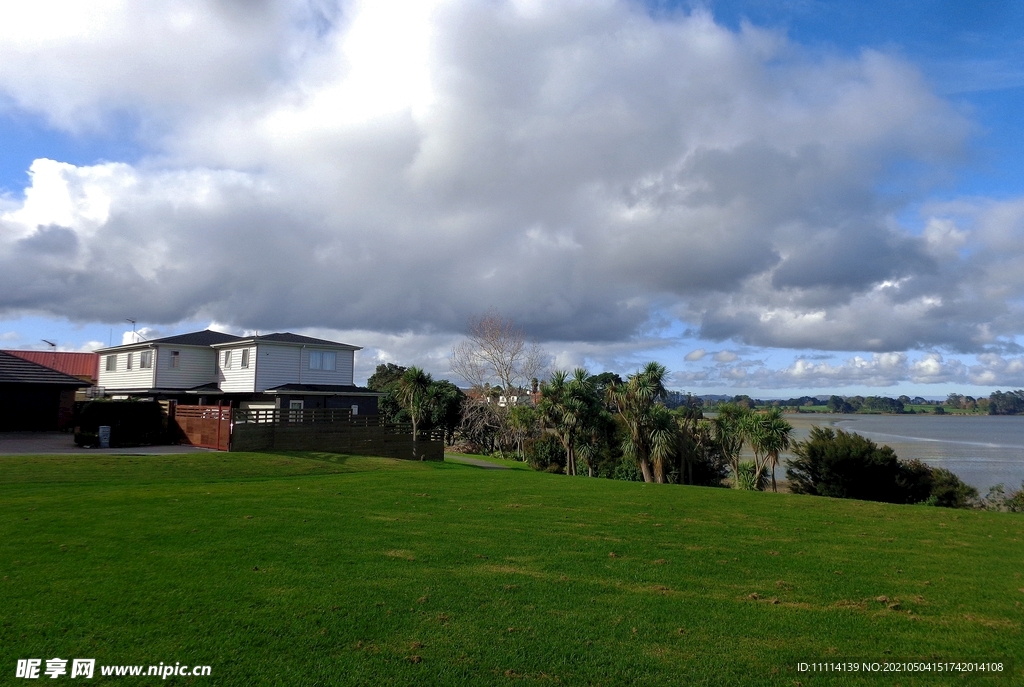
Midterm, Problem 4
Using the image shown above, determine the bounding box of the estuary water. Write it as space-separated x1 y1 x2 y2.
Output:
783 414 1024 491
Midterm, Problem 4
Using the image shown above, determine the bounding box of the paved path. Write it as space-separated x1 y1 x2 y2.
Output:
444 455 510 470
0 432 216 455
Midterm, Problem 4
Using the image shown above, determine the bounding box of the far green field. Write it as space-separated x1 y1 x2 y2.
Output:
783 405 988 415
2 452 1022 685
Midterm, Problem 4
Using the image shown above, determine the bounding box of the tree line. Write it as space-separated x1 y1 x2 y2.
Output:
365 312 1023 510
367 359 1022 510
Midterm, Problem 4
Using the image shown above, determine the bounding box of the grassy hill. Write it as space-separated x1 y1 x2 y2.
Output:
2 452 1021 685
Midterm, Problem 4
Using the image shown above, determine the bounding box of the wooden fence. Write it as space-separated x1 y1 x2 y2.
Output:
231 407 443 461
173 404 231 451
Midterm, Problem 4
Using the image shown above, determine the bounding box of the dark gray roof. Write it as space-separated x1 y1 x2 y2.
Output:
97 329 244 352
265 383 384 395
254 333 359 348
150 330 244 346
0 351 91 387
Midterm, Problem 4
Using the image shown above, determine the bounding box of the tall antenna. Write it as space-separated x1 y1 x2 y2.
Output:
42 339 57 368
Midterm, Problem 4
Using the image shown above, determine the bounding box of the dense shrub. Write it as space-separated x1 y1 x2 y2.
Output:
897 459 936 504
926 467 979 508
980 483 1024 512
786 427 976 507
524 433 565 473
786 427 906 503
684 451 731 487
612 459 642 482
734 461 766 491
73 400 168 447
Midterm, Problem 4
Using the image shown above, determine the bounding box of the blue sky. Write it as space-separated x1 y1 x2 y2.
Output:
2 0 1024 396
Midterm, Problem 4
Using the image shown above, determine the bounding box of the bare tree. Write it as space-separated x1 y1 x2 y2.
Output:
450 311 547 396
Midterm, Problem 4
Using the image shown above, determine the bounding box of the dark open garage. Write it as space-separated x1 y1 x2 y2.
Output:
0 351 90 431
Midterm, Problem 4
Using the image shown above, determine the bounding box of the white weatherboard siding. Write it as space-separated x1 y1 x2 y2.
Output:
252 345 355 391
218 345 257 393
152 346 218 390
253 344 301 391
97 346 156 390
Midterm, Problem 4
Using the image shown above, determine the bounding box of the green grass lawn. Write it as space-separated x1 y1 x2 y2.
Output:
2 452 1022 685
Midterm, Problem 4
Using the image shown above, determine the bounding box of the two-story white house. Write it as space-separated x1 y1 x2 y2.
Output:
95 330 382 415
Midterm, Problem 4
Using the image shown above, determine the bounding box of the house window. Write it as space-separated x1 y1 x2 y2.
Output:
170 351 180 368
105 355 117 372
222 350 231 369
126 352 133 370
140 351 153 369
351 404 359 416
309 350 336 370
241 349 250 369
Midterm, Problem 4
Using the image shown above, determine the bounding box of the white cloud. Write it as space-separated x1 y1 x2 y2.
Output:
674 351 974 389
2 0 1023 385
684 348 706 361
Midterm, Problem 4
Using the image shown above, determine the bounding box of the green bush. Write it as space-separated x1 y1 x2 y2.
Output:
787 427 905 502
786 427 976 507
611 459 642 482
926 467 979 508
524 434 565 473
734 461 765 491
73 400 169 448
981 482 1024 512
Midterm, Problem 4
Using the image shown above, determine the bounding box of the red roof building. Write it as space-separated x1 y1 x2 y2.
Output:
2 350 99 384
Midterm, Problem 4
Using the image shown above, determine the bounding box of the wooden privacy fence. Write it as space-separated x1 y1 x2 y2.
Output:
172 404 231 451
230 407 443 461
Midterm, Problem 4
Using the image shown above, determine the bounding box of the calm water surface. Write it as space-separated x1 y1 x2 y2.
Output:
784 414 1024 491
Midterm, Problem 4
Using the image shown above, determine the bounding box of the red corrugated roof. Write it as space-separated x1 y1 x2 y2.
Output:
2 350 98 383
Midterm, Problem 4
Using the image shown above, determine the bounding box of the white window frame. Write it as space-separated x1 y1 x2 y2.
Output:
170 351 180 368
241 348 250 369
222 350 232 370
289 399 304 423
105 355 116 372
126 352 133 370
140 350 153 369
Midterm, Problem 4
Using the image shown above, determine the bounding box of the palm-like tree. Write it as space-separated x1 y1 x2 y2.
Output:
648 404 678 483
607 362 673 483
757 407 792 492
538 368 599 476
712 403 750 486
397 366 433 460
739 407 793 491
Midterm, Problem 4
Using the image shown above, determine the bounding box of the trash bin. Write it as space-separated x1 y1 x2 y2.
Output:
98 425 111 449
